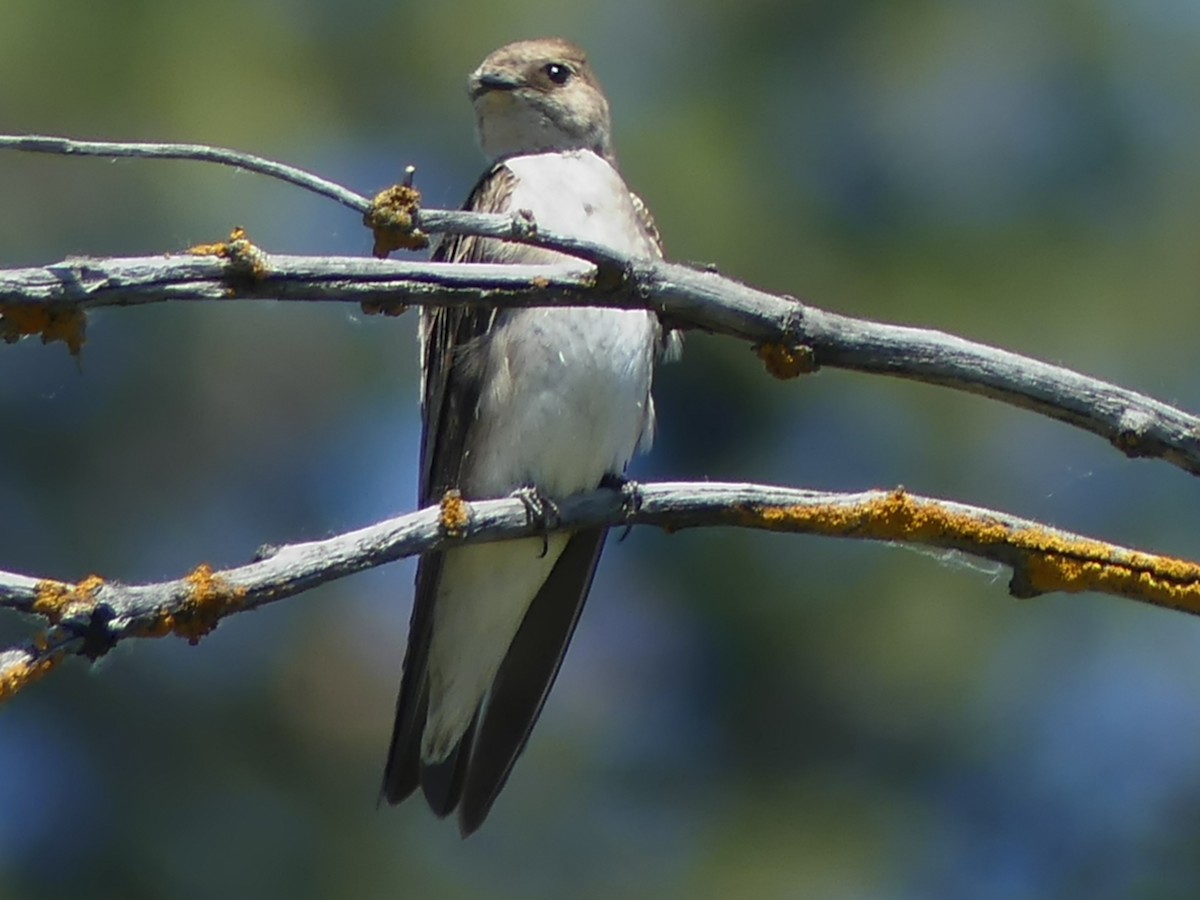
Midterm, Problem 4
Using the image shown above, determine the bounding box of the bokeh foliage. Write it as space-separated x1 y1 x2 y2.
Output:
3 1 1200 897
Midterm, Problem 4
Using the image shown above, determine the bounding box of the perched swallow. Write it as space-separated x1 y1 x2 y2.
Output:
382 37 671 836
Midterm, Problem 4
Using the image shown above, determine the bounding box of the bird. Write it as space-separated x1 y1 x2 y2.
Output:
380 37 673 836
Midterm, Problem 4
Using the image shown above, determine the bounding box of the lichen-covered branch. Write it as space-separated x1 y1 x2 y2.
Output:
3 482 1200 703
3 136 1199 706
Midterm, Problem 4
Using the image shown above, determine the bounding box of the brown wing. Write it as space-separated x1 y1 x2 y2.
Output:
418 164 518 503
382 164 516 808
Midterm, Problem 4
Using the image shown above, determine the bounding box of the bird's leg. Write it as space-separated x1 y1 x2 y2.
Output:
511 485 561 557
600 473 642 542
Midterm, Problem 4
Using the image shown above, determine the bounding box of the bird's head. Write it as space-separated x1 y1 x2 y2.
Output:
468 38 615 165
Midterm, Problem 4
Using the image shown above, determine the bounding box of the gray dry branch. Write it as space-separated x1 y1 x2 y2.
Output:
3 251 1200 477
4 482 1200 701
3 134 1198 473
3 135 1200 700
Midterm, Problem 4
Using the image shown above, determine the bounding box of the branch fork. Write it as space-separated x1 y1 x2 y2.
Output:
2 134 1199 703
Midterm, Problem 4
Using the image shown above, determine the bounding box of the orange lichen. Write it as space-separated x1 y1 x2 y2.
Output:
177 564 246 643
439 490 470 538
0 647 65 703
1022 549 1200 613
187 238 229 257
739 488 972 540
0 304 87 357
737 489 1200 615
138 564 248 645
187 226 269 284
364 184 429 257
31 575 105 623
756 342 816 379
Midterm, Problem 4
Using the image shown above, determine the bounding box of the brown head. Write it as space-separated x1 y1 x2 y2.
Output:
468 38 615 166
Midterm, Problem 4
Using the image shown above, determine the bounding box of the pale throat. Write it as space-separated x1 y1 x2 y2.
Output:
474 97 611 162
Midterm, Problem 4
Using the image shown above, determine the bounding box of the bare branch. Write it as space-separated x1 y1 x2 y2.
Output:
0 134 629 268
0 133 371 215
4 135 1199 706
2 248 1198 476
4 134 1196 473
3 481 1198 703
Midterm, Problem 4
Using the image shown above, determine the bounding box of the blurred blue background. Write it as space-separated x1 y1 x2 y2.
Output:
3 1 1200 897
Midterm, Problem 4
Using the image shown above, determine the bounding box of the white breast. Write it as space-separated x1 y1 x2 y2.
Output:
501 151 659 257
460 150 660 499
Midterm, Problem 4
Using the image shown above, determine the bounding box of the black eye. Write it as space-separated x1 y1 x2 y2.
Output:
544 63 572 85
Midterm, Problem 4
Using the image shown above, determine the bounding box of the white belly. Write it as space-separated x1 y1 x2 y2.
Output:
422 150 660 760
461 149 661 498
463 305 656 498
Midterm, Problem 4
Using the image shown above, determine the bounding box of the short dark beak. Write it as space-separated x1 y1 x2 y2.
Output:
469 71 522 100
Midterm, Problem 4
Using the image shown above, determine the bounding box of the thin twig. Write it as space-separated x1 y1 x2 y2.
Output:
0 133 371 214
3 481 1199 702
0 134 630 268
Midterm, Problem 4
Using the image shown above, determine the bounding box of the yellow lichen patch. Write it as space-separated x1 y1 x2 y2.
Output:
187 227 268 282
439 490 470 538
742 489 1008 545
756 342 816 379
223 227 269 280
31 575 105 623
0 304 87 358
364 184 430 258
147 564 247 645
987 525 1200 612
1022 548 1200 614
187 226 268 285
187 238 229 257
740 489 1200 614
0 647 65 703
531 276 550 289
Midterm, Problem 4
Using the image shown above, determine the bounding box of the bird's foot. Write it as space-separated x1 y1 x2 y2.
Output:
600 473 642 541
511 485 561 557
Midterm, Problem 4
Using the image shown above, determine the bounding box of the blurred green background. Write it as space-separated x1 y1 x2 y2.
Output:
3 1 1200 897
